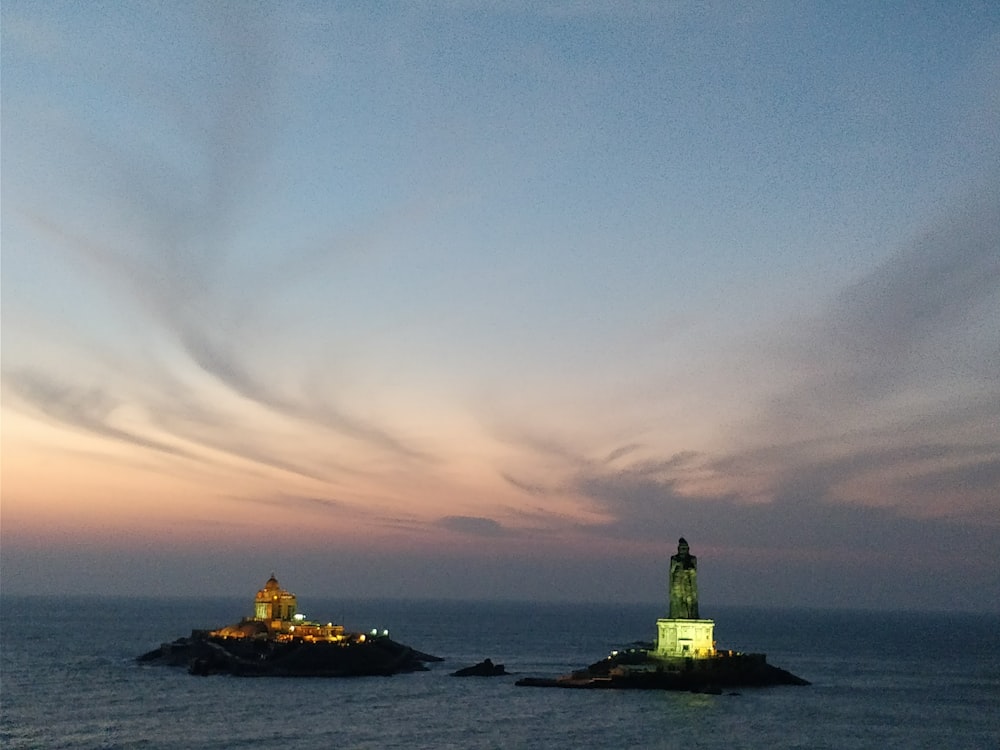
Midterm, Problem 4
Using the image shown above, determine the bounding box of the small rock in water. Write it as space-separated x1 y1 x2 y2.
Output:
451 658 508 677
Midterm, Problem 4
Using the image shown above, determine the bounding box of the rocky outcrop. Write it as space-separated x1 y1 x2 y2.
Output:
516 649 809 690
138 630 442 677
451 658 508 677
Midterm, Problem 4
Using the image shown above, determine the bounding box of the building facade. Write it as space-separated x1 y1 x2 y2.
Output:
653 618 715 658
254 573 298 623
212 574 347 642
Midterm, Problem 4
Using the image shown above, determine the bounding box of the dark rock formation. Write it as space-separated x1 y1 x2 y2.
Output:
515 649 809 691
451 658 509 677
138 630 442 677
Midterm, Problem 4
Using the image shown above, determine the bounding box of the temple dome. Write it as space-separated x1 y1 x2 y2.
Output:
254 574 297 623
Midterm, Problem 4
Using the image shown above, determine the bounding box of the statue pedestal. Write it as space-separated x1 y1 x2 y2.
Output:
653 618 715 659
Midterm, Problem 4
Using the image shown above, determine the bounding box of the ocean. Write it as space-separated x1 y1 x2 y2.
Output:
1 596 998 749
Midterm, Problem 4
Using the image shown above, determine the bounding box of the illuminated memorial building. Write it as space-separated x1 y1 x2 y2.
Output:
139 572 441 676
652 538 716 659
211 573 349 642
255 574 297 622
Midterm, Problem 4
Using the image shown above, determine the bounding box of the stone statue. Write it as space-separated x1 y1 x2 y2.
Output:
669 537 699 619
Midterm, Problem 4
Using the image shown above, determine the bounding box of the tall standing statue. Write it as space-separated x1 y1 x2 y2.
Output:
669 537 699 619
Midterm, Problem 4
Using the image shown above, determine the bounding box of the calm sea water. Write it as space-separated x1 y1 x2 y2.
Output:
1 596 998 749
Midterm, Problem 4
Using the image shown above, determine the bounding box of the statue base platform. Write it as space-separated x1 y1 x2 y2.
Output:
654 618 716 658
516 647 809 691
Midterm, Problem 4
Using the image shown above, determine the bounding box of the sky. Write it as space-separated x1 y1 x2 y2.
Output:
2 1 998 612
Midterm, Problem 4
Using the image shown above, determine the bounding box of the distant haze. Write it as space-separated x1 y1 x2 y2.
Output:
2 2 998 612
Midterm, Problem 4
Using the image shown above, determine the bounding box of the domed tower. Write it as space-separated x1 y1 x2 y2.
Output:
254 573 297 624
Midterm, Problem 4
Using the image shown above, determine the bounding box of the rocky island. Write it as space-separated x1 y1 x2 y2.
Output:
451 658 509 677
138 574 441 677
516 538 810 691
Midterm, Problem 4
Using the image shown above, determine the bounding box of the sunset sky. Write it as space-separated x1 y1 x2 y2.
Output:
3 1 998 611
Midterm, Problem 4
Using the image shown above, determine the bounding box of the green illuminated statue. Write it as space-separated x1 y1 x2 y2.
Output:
669 537 699 619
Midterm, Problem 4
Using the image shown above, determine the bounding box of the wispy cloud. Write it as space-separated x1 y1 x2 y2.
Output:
494 186 1000 558
0 368 340 482
569 450 1000 573
437 515 509 537
604 443 642 464
237 493 345 512
730 184 1000 523
7 7 431 469
500 472 550 496
2 369 194 461
767 184 1000 434
571 458 732 540
175 328 431 463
